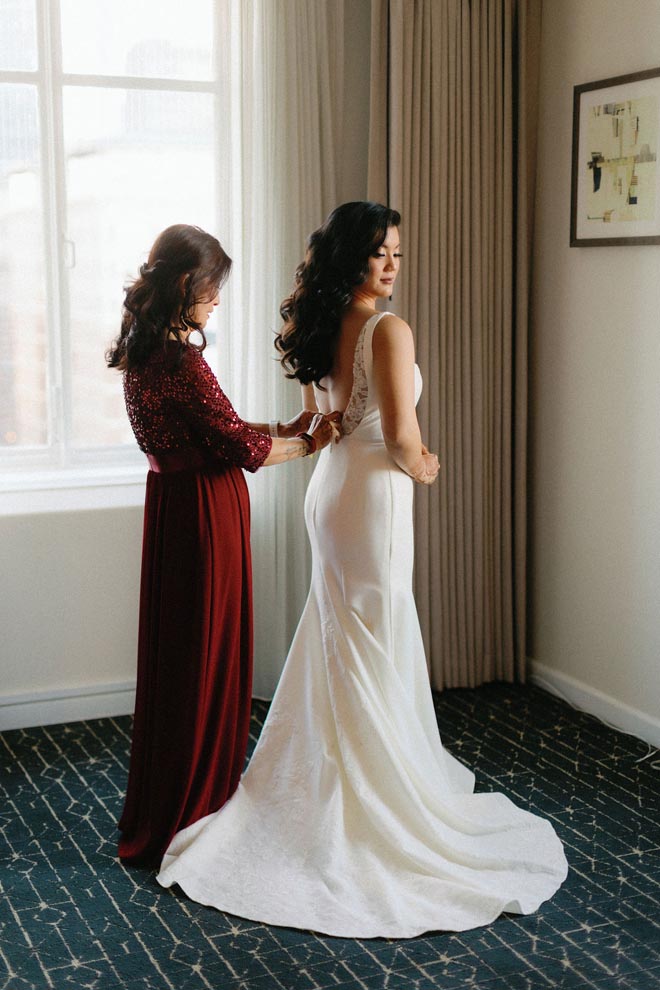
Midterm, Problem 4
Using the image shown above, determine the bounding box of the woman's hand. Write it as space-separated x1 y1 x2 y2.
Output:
261 411 342 465
305 412 342 451
324 411 342 443
410 450 439 485
277 410 316 438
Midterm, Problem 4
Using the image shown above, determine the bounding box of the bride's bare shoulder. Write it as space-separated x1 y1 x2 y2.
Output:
377 312 410 331
373 313 414 356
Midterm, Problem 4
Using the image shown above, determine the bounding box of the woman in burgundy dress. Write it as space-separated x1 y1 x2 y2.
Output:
107 224 337 866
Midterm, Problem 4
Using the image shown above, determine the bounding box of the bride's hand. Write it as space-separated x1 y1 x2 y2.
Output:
411 451 439 485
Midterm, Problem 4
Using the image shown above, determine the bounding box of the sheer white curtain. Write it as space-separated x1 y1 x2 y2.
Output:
217 0 344 697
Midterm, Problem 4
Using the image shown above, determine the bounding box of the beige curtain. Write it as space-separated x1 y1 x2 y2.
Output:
368 0 542 688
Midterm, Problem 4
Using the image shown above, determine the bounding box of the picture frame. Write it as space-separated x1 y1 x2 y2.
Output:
570 66 660 246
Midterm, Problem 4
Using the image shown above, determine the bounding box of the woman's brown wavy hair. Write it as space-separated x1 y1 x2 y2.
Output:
106 224 232 372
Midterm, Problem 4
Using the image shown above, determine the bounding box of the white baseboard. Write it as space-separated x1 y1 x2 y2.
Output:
529 660 660 749
0 681 136 732
4 667 658 751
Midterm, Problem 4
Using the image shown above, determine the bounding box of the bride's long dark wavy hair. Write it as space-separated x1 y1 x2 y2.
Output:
106 224 232 372
276 201 401 385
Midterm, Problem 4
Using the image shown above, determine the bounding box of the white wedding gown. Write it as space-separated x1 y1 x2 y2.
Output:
157 312 568 938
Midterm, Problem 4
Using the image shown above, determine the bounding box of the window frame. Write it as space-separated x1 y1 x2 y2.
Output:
0 0 223 508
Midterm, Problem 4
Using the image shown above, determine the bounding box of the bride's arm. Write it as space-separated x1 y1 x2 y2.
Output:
372 315 439 485
301 383 319 413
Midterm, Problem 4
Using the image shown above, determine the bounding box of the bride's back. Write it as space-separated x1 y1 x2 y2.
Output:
315 305 376 414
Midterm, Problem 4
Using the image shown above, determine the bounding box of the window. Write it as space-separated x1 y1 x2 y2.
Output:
0 0 225 490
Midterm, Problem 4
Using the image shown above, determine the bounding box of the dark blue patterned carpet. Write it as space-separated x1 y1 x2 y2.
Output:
1 683 659 990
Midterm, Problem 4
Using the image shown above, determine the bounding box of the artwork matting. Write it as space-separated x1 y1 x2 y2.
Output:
570 66 660 246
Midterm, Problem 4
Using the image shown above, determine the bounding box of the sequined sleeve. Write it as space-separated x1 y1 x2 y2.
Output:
175 350 272 472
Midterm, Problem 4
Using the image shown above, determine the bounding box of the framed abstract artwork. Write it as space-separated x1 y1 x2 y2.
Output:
570 66 660 246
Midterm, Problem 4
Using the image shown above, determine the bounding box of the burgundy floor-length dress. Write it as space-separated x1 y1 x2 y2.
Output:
118 342 272 866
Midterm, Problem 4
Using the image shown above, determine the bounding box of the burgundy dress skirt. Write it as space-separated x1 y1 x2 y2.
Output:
118 455 254 866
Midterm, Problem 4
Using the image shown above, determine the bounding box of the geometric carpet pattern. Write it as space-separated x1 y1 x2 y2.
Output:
1 683 659 989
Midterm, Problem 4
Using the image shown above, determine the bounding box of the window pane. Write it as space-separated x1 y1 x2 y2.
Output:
0 0 37 71
60 0 213 81
0 83 48 449
63 87 216 449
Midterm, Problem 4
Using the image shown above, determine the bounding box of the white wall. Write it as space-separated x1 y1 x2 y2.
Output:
0 3 372 731
0 506 143 729
530 0 660 746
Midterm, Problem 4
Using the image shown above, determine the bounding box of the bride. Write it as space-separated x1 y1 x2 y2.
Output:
157 201 567 938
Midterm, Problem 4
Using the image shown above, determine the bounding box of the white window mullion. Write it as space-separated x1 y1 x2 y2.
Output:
36 0 69 466
209 0 228 374
218 0 244 392
60 72 216 94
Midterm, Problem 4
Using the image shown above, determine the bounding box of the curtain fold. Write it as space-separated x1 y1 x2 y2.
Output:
368 0 541 688
218 0 344 697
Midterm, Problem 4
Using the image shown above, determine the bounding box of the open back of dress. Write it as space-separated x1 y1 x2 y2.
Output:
157 312 567 938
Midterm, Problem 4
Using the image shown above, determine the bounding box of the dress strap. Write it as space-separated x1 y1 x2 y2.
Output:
361 310 391 380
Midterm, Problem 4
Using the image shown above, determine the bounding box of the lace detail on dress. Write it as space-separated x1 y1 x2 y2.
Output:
341 312 392 436
341 320 371 437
